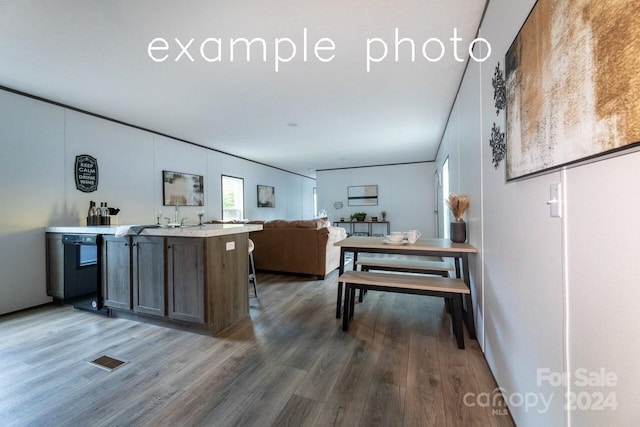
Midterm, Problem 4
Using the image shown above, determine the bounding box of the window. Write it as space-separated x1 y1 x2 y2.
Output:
313 187 318 217
221 175 244 221
442 158 450 239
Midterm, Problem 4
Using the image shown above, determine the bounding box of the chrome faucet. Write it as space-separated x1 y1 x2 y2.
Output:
173 203 188 226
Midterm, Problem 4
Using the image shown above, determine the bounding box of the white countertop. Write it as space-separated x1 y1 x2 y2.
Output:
45 223 263 238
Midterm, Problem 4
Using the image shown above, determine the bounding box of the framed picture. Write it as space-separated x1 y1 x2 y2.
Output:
348 185 378 206
163 170 204 206
505 0 640 181
257 185 275 208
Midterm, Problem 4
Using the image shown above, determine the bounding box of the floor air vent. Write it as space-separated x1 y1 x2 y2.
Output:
89 355 126 371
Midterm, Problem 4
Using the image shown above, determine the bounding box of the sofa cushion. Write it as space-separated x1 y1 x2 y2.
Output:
264 219 292 228
292 219 325 229
290 220 315 228
263 218 329 229
294 218 329 229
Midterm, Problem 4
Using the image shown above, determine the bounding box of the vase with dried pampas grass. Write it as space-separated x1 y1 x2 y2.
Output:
447 194 469 243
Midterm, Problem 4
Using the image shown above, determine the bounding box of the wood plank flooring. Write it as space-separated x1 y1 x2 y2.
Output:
0 271 514 426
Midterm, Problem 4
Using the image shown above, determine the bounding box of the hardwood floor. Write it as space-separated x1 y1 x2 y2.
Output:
0 271 514 426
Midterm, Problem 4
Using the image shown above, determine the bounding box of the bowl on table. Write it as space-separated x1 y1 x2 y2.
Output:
387 231 405 241
384 232 407 244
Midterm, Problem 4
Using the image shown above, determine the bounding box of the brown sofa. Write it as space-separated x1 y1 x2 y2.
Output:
249 219 347 279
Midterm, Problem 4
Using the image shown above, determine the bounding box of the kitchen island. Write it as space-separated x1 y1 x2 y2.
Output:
45 223 262 335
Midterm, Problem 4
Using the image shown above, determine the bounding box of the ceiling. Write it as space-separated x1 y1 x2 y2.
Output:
0 0 487 178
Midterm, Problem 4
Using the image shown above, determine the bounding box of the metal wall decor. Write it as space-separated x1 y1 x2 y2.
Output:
492 62 506 115
489 62 507 169
489 123 506 169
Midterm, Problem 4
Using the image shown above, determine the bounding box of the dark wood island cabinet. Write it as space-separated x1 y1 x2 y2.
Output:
102 235 132 310
46 223 262 335
166 237 206 324
132 236 166 317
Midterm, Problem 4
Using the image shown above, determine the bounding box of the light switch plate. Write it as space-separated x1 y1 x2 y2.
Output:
549 183 562 218
225 241 235 251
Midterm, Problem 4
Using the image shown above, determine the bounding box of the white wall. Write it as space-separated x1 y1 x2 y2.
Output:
565 153 640 425
0 89 315 315
438 0 640 425
0 92 65 314
437 43 487 347
316 162 436 236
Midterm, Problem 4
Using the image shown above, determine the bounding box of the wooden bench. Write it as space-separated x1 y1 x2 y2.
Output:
355 256 453 276
339 270 470 349
354 256 454 304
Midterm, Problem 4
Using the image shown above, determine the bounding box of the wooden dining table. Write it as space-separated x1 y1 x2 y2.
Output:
335 236 478 339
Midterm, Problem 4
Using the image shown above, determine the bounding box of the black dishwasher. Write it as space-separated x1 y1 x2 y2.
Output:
62 234 107 314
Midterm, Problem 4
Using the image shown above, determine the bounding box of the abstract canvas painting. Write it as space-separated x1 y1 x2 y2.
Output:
505 0 640 180
163 171 204 206
257 185 275 208
347 185 378 206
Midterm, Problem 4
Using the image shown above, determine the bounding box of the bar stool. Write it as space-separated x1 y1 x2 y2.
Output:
248 238 258 297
